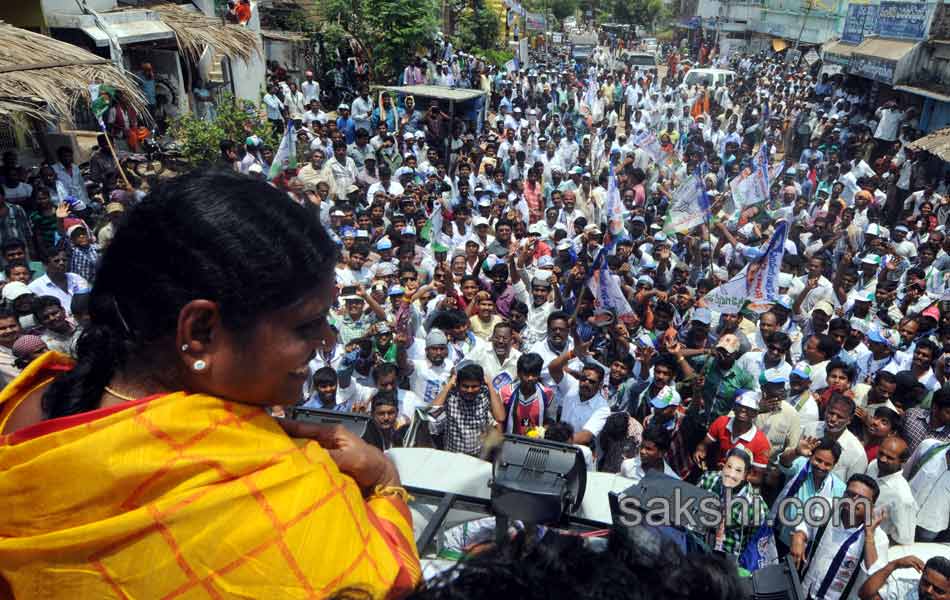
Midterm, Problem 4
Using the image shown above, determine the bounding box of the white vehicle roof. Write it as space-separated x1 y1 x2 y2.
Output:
686 68 736 75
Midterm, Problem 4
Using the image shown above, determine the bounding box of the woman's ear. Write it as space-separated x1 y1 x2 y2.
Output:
176 299 223 372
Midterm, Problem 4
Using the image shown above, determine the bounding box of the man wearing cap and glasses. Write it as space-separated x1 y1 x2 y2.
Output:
672 333 757 424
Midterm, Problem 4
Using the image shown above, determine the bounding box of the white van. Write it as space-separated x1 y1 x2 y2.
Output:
682 68 737 88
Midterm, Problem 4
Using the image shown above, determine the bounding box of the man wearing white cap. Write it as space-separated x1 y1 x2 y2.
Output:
404 329 453 406
695 390 772 471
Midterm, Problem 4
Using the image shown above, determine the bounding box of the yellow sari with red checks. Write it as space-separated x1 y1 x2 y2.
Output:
0 353 421 599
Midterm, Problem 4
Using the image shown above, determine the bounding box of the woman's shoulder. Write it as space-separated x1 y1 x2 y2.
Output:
0 352 73 435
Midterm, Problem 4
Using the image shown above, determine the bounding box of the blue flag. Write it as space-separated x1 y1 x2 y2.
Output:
738 522 778 572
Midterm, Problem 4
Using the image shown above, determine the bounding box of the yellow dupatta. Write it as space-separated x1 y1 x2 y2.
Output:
0 352 420 599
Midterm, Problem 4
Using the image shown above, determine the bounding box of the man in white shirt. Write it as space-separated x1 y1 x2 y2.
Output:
790 474 889 600
0 308 22 386
406 329 453 406
858 555 950 600
301 366 372 412
620 407 680 483
350 88 373 134
467 322 521 389
903 437 950 542
803 394 869 481
326 140 358 200
301 71 320 104
262 85 285 130
27 249 90 317
867 436 918 545
548 340 611 445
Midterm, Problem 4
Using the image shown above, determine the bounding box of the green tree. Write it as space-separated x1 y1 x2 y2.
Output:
169 95 272 168
363 0 439 80
455 4 502 51
606 0 662 29
548 0 579 26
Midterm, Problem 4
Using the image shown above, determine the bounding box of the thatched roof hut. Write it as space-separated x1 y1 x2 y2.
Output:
0 22 147 124
148 3 262 63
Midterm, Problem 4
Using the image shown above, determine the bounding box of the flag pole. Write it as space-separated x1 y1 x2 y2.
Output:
103 132 132 190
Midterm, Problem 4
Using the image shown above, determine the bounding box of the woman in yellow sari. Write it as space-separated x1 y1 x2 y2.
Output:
0 172 420 599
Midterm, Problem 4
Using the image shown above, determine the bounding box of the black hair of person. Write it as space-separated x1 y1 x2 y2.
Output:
915 338 940 363
925 556 950 579
872 370 897 386
70 293 91 318
816 437 843 462
825 358 856 384
517 352 543 376
1 239 26 255
932 386 950 409
598 412 631 473
313 366 338 387
371 389 397 410
544 421 574 443
42 170 337 419
653 353 678 373
814 333 838 359
456 363 484 384
4 259 29 278
847 473 880 502
766 331 791 351
31 295 63 320
335 526 744 600
372 361 398 381
827 317 850 333
642 423 673 452
430 309 469 331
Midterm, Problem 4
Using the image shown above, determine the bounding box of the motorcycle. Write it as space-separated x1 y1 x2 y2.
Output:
125 133 186 178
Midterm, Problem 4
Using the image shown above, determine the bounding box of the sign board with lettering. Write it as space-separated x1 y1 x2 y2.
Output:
526 12 546 32
848 53 896 83
876 2 934 40
842 4 878 44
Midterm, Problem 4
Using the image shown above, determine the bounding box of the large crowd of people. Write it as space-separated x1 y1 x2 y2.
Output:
0 28 949 600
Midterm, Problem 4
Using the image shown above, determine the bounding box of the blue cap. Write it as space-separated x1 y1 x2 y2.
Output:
790 361 813 380
761 368 789 385
376 238 393 251
691 307 712 325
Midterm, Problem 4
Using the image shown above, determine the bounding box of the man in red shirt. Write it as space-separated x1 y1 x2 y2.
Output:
694 390 772 470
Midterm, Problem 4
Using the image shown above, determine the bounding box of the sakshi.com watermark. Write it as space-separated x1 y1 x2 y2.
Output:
616 489 873 530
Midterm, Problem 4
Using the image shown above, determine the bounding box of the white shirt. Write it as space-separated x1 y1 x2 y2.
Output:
803 422 868 482
27 273 90 316
350 96 373 124
555 375 611 438
619 456 680 483
874 107 903 142
903 438 950 533
467 345 521 389
262 94 284 120
795 521 888 600
301 80 321 103
409 359 452 405
866 460 919 545
788 274 836 317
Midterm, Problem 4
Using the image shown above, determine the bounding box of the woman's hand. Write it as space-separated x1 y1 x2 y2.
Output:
276 421 400 491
